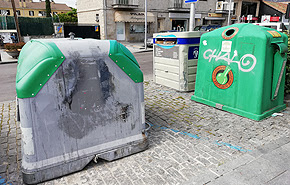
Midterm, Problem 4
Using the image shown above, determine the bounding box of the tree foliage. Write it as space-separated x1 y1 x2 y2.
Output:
53 8 77 23
285 33 290 95
46 0 51 17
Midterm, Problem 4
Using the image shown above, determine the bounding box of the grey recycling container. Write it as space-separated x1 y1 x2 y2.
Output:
16 38 148 184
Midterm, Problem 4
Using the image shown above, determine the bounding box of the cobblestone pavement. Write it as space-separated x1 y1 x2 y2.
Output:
0 80 290 184
0 101 22 184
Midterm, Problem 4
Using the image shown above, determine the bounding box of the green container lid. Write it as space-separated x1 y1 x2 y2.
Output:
109 40 143 83
16 40 65 99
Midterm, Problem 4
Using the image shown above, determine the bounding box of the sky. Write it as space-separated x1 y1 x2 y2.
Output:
33 0 77 8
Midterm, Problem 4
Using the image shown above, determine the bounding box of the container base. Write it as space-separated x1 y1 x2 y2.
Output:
22 156 94 185
191 95 286 121
22 136 148 184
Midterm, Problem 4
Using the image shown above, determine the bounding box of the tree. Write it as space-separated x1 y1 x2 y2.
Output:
54 8 77 23
46 0 51 17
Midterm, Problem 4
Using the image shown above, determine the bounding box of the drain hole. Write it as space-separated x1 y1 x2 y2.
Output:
225 29 235 36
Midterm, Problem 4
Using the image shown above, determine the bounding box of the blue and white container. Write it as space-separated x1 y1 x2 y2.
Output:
153 31 204 91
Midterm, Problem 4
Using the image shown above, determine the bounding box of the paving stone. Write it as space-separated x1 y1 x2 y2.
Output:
0 164 7 173
184 169 218 185
211 154 255 176
195 157 211 166
2 82 290 184
207 171 249 185
165 167 186 181
266 170 290 185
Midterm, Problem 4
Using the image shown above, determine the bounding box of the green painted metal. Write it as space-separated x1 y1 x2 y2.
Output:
191 23 288 121
109 40 143 83
16 40 65 99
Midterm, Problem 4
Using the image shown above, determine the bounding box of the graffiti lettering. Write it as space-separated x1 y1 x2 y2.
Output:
203 49 256 72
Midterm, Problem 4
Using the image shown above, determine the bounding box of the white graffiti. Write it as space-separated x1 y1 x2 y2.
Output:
193 49 199 58
203 49 256 72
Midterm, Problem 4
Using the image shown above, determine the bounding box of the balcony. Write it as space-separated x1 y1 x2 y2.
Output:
216 1 234 14
112 0 138 9
168 0 189 12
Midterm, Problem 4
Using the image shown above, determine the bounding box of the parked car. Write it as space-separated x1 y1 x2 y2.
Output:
252 22 289 32
146 37 153 47
159 30 178 33
194 25 221 31
146 30 179 47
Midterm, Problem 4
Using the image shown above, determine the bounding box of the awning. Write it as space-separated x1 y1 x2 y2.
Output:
204 17 226 20
115 11 155 22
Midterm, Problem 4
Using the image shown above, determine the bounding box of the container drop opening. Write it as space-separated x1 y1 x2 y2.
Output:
225 29 235 37
222 27 239 40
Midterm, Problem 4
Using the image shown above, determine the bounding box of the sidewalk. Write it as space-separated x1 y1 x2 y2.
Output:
120 42 153 53
184 136 290 185
0 49 18 64
0 81 290 184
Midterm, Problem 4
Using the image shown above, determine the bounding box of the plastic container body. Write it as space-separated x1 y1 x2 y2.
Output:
17 39 148 184
192 23 288 121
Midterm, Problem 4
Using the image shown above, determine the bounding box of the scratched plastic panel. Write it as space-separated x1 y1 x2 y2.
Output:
18 39 146 184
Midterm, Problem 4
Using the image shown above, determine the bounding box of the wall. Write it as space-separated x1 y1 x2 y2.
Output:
77 0 221 40
0 8 69 18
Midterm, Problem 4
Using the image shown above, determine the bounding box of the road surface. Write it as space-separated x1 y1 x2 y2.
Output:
0 51 153 102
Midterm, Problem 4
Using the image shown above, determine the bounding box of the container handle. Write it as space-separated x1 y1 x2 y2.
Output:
272 43 288 54
271 44 287 100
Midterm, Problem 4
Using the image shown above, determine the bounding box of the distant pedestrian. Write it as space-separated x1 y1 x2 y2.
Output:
11 33 17 43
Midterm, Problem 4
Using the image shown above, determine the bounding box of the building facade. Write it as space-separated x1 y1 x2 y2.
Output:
0 0 71 18
259 0 288 23
236 0 260 23
77 0 266 41
77 0 233 41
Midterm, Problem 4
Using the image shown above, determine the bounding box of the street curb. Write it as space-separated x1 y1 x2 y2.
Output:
0 100 16 104
134 49 153 53
0 61 18 65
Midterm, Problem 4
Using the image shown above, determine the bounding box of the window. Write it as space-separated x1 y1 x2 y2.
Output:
130 24 145 33
130 24 149 34
38 11 46 16
29 11 34 16
174 0 183 8
16 10 21 16
241 2 257 17
96 14 99 22
0 10 10 15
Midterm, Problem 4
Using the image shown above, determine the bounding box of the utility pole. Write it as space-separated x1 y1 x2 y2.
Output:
186 0 198 31
189 3 195 31
227 0 232 26
144 0 147 50
11 0 22 42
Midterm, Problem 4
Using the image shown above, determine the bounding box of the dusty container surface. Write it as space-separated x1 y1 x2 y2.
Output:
153 31 205 91
192 23 288 121
16 39 148 184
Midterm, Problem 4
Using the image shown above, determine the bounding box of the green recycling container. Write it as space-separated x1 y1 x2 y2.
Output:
191 23 288 121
